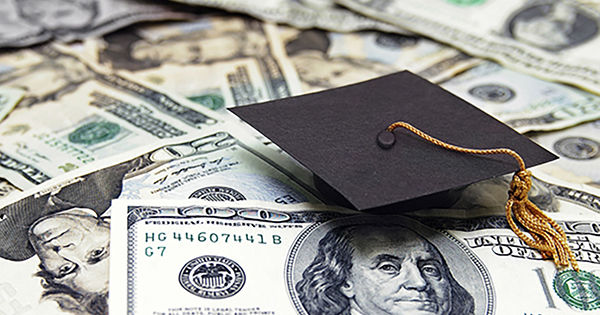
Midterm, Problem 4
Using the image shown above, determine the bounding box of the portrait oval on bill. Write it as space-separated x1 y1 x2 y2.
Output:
505 2 599 52
287 215 494 315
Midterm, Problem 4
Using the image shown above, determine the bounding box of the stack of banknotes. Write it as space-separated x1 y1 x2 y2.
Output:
0 1 599 314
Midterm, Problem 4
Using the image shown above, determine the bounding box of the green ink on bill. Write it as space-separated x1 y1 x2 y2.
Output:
553 269 600 311
189 94 226 111
68 121 121 145
447 0 486 6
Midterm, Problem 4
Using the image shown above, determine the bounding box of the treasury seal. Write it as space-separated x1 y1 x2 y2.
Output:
189 94 225 110
189 186 247 201
553 270 600 311
179 255 245 299
468 84 515 103
68 121 121 145
554 137 600 160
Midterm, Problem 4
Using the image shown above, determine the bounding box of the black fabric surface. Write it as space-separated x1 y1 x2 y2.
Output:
231 71 557 211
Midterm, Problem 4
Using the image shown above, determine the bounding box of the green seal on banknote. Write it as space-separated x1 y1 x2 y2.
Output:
553 269 600 311
68 121 121 145
447 0 485 5
189 94 225 110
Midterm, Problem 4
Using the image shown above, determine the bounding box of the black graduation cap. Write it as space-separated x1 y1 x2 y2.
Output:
230 71 556 211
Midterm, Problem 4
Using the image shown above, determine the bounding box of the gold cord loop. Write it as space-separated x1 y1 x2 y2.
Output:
386 121 578 272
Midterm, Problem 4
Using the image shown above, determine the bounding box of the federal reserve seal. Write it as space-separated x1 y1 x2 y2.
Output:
68 121 121 145
189 94 225 111
553 270 600 311
468 84 515 103
189 186 247 201
554 137 600 160
179 255 245 299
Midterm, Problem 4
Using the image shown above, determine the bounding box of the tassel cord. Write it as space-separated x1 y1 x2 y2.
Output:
387 121 579 271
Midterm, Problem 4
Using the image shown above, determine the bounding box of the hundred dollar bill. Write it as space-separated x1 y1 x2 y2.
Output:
0 45 223 190
337 0 600 95
110 176 600 314
278 26 479 93
0 0 191 48
441 62 600 133
0 124 320 315
530 120 600 189
91 16 302 110
0 86 24 122
170 0 408 34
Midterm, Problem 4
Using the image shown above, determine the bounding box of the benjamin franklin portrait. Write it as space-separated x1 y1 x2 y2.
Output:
289 217 492 315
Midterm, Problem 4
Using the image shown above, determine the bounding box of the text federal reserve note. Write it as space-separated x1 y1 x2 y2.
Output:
111 175 600 314
338 0 600 95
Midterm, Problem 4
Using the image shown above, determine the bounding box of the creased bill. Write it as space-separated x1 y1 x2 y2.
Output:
90 16 303 110
279 25 480 93
337 0 600 95
441 62 600 132
0 0 191 48
530 119 600 189
0 122 320 314
0 45 224 190
169 0 409 34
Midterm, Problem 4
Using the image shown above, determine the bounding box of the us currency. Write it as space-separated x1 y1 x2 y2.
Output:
0 0 192 48
337 0 600 95
441 62 600 133
0 49 44 73
110 175 600 314
0 123 320 315
0 45 91 110
0 86 24 122
169 0 408 34
578 0 600 7
530 119 600 189
0 178 19 199
278 26 480 93
90 16 302 110
0 45 224 190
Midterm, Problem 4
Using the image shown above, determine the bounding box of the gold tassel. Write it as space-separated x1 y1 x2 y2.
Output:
506 170 578 271
386 121 578 271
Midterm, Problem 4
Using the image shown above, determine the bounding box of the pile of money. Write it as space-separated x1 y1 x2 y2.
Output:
0 1 599 315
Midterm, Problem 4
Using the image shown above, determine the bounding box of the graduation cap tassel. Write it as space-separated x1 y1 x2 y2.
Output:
384 121 579 272
506 170 578 271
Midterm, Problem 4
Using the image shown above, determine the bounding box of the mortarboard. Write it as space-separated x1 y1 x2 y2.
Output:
230 71 557 212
